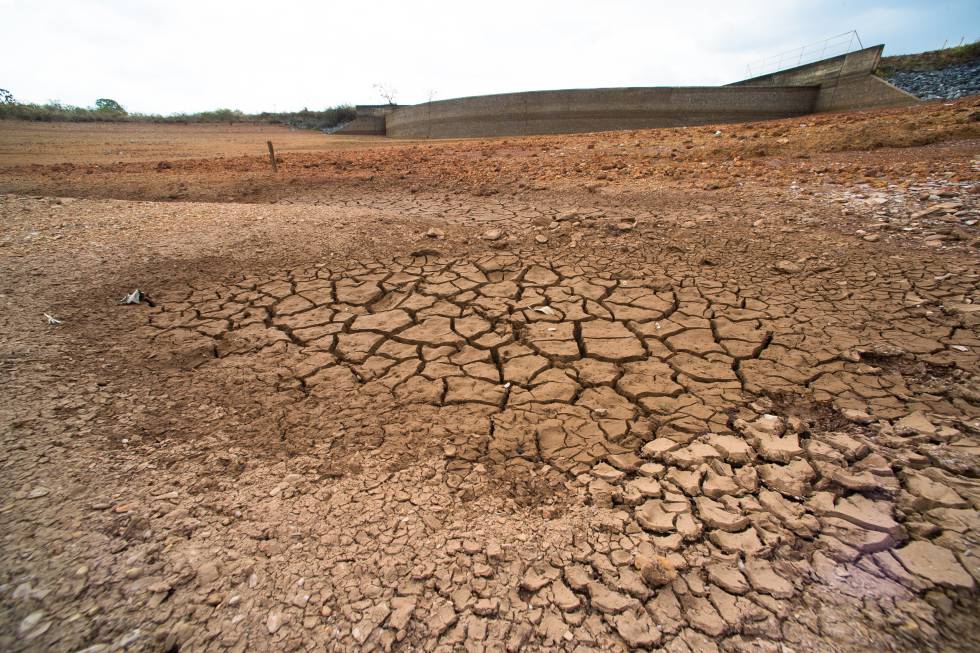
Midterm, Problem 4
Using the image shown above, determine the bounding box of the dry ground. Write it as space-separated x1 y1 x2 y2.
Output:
0 122 417 167
0 99 979 653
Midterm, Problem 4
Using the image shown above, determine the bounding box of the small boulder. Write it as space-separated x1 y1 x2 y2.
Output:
774 260 801 274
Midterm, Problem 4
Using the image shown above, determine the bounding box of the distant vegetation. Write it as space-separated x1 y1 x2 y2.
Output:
877 40 980 77
0 91 356 131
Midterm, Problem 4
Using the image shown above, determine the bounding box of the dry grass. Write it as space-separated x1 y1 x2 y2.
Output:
878 40 980 76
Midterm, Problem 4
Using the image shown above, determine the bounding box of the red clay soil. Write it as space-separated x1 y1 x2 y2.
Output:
0 98 978 653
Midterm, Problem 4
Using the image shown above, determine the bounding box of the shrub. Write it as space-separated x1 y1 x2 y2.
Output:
877 39 980 77
0 99 357 131
95 98 126 114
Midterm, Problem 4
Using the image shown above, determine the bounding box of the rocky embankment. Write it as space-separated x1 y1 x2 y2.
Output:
887 60 980 100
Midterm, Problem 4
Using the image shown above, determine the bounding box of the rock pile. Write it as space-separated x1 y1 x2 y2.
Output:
888 60 980 100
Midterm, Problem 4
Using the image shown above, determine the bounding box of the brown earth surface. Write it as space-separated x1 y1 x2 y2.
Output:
1 98 979 653
0 121 417 167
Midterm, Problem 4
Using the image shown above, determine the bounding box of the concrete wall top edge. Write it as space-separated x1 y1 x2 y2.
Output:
389 87 818 120
396 85 820 110
729 44 884 87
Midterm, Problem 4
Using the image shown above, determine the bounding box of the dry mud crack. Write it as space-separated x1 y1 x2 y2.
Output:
144 251 976 474
122 247 980 652
1 106 979 653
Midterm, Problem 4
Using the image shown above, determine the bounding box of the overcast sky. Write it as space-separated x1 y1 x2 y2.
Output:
1 0 977 114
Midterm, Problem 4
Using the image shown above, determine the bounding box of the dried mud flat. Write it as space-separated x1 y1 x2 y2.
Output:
1 100 979 653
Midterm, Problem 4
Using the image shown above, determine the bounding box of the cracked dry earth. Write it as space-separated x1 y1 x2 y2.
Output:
2 113 980 653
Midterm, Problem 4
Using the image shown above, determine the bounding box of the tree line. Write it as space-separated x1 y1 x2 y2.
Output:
0 91 356 131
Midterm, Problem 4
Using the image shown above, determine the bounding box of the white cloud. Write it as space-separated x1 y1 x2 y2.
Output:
1 0 975 113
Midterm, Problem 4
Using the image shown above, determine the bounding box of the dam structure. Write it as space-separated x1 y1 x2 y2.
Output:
338 44 917 139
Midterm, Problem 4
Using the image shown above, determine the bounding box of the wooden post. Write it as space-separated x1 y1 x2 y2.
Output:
267 140 278 172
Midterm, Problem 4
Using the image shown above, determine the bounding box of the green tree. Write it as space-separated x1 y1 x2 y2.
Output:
0 89 14 104
95 98 126 113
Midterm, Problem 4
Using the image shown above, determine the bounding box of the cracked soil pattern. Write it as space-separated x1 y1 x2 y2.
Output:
1 98 979 653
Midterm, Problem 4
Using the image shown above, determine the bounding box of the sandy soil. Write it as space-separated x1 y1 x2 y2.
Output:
0 98 978 653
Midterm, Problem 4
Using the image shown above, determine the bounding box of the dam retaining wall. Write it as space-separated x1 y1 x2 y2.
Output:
730 44 918 113
333 105 394 135
385 86 819 139
344 44 918 139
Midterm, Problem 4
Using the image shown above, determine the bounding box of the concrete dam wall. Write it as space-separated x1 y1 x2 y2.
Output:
384 86 819 139
337 44 918 139
332 105 396 135
729 44 918 113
